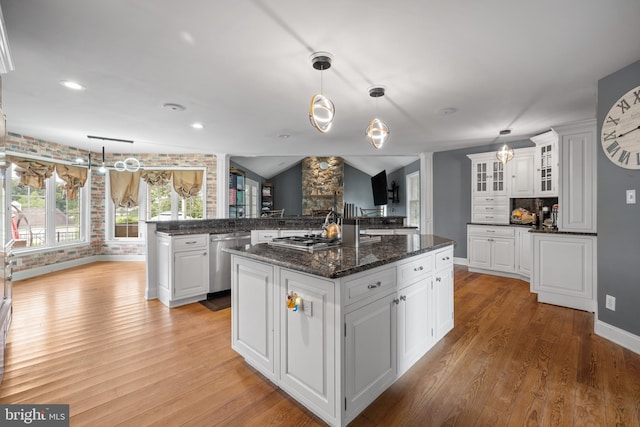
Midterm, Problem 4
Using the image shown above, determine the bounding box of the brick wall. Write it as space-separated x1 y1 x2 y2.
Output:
6 133 217 273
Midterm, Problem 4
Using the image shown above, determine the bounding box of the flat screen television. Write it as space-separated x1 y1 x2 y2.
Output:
371 170 388 206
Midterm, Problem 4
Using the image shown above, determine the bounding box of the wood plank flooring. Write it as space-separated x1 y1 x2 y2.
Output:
1 262 639 426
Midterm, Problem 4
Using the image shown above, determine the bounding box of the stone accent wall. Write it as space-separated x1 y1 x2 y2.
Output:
301 156 344 215
5 133 217 273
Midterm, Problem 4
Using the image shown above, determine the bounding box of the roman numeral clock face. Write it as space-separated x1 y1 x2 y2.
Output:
602 85 640 169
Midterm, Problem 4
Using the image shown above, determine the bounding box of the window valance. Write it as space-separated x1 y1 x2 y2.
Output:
172 170 203 199
141 170 172 186
54 164 88 200
109 170 142 208
9 157 55 189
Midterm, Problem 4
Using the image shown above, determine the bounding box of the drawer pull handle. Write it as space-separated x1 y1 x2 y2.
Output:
367 281 382 289
436 277 442 282
442 256 450 260
486 198 494 201
186 241 198 244
486 230 495 233
413 266 424 272
400 295 407 301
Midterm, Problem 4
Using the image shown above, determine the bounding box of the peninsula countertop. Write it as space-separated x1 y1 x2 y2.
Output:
224 234 455 279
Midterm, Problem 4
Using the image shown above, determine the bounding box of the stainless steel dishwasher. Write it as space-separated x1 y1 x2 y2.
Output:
209 231 251 293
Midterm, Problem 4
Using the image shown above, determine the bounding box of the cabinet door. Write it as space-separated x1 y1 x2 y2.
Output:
434 267 454 341
517 229 532 278
473 159 505 194
231 257 275 379
468 236 492 269
173 249 209 299
558 126 596 233
532 235 596 312
397 279 433 376
491 238 515 272
345 293 397 419
535 142 558 196
508 151 535 197
279 270 335 419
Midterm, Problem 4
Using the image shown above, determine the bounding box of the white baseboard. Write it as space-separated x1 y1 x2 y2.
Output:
13 255 145 281
453 257 468 266
595 319 640 356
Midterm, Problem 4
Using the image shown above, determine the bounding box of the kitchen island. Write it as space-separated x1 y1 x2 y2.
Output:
225 234 454 427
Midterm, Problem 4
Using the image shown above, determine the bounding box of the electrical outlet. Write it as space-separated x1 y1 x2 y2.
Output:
606 294 616 311
627 189 636 204
303 300 312 317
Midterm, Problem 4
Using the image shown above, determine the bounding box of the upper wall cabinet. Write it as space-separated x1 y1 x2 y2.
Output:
507 147 535 197
468 153 507 195
531 130 559 197
554 120 597 233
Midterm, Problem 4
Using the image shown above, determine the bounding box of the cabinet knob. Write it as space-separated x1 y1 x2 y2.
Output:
393 298 400 305
203 252 207 256
400 295 407 301
367 281 382 289
436 277 442 282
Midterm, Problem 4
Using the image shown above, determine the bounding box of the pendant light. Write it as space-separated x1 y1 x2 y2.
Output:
366 86 390 149
496 129 514 164
309 52 335 133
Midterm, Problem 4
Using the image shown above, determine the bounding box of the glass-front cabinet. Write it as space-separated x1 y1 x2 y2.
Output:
531 130 558 197
470 153 506 195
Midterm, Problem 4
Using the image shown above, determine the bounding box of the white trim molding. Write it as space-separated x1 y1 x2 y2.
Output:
595 320 640 356
419 152 433 235
12 255 145 281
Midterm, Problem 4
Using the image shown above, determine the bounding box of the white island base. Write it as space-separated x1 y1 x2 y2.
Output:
230 243 454 426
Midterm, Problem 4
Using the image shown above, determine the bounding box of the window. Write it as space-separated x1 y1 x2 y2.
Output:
245 178 258 218
10 162 88 250
406 171 420 228
106 168 206 240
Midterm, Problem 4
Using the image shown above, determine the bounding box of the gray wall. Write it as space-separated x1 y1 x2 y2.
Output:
386 159 420 217
230 160 266 185
344 163 376 211
596 59 640 336
433 139 534 258
271 161 302 216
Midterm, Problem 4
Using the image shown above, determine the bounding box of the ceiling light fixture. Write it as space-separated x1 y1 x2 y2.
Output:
496 129 514 164
72 146 107 173
365 86 390 149
87 135 134 144
309 52 335 133
60 80 85 90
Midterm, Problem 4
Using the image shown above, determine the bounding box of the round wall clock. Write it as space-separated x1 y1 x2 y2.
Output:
601 85 640 169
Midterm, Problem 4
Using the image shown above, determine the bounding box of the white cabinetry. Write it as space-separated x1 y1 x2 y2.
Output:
467 225 515 273
468 153 509 224
231 244 454 427
280 269 336 418
395 253 434 375
516 227 532 279
531 233 597 312
531 130 559 197
156 233 209 308
344 292 397 419
433 246 454 340
231 256 275 380
555 120 597 233
507 147 535 197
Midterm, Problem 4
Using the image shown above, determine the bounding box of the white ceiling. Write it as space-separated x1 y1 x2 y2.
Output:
1 1 640 178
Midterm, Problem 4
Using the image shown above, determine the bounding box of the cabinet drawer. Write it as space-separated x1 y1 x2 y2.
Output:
435 246 454 270
397 253 433 288
473 205 508 215
343 267 396 306
473 195 509 206
173 234 208 251
256 230 279 241
471 213 510 224
467 225 515 237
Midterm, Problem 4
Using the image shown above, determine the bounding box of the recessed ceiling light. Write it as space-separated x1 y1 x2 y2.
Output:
191 123 204 129
60 80 85 90
437 107 458 116
499 129 512 136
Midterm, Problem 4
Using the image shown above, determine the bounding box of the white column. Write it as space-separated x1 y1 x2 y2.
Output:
419 152 433 234
216 154 230 218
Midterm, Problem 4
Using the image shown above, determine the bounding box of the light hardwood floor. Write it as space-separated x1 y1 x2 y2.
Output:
1 262 639 426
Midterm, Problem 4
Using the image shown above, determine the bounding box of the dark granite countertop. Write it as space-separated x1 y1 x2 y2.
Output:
223 234 455 279
468 222 597 236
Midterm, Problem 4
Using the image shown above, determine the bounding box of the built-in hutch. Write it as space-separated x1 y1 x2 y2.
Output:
467 119 597 313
